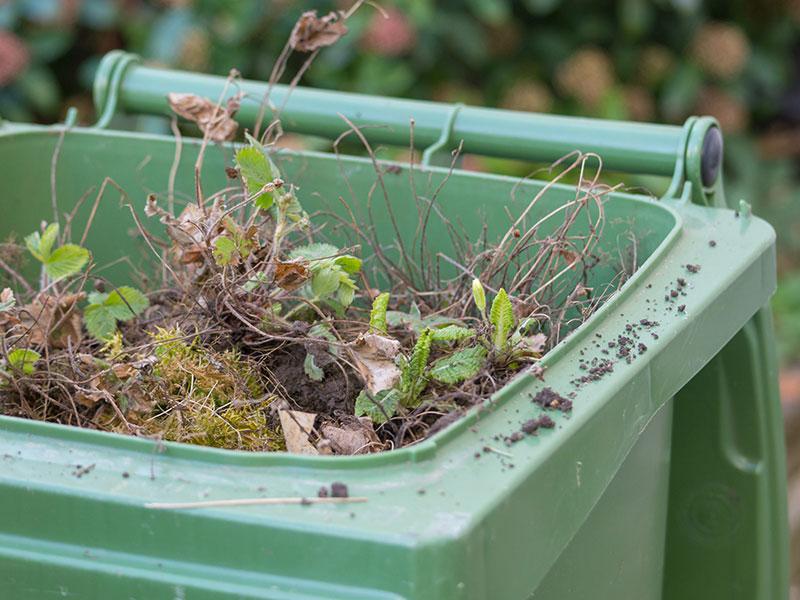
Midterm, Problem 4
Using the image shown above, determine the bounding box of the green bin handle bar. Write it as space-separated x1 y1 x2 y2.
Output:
92 51 724 207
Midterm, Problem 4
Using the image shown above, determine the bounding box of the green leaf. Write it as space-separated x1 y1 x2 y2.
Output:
303 352 325 382
104 287 149 321
401 328 433 405
25 222 59 262
311 267 340 297
7 349 41 375
431 325 476 343
386 310 463 334
289 243 339 262
430 346 487 384
39 223 59 260
84 304 118 341
309 322 340 357
333 254 362 274
212 236 237 266
336 280 355 307
354 388 401 425
472 278 486 314
490 288 514 350
44 244 90 280
235 146 271 195
369 292 390 334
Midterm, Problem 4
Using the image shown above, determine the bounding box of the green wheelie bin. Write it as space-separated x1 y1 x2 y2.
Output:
0 51 789 599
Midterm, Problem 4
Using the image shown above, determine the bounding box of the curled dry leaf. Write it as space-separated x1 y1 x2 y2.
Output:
167 92 241 142
351 332 401 395
278 409 318 455
319 418 381 455
289 10 348 52
519 332 547 355
164 202 227 265
273 258 310 291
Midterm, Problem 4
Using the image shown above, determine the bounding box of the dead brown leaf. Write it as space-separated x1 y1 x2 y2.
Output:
167 92 240 142
273 258 310 291
278 410 318 455
289 10 348 53
111 363 138 380
351 333 401 395
319 418 381 455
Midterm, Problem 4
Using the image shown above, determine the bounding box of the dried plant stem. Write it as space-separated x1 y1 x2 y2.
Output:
145 496 368 510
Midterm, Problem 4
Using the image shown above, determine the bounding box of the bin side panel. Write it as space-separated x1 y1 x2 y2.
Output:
531 403 672 599
662 306 789 600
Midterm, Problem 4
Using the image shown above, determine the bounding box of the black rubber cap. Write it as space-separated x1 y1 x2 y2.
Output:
700 127 723 187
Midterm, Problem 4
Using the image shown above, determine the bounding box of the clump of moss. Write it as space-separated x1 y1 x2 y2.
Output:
132 328 283 451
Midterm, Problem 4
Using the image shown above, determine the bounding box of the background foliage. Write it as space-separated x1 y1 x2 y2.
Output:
1 0 799 361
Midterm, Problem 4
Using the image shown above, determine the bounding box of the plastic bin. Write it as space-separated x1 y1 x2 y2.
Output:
0 51 788 599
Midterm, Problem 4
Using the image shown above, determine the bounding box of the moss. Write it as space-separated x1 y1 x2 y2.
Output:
131 327 283 451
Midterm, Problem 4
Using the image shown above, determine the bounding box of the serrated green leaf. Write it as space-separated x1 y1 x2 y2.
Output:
26 222 60 263
104 286 149 321
212 235 237 266
39 223 59 259
303 352 325 382
401 328 432 405
311 267 340 297
7 348 41 375
354 388 401 424
490 288 514 350
84 304 118 341
369 292 390 334
44 244 89 280
235 145 273 196
430 345 487 384
431 324 476 343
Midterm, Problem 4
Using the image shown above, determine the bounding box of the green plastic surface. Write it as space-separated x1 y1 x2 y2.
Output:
0 61 788 599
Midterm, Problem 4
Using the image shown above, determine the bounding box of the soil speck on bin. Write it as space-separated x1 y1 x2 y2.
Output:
330 482 349 498
532 387 571 412
72 464 95 478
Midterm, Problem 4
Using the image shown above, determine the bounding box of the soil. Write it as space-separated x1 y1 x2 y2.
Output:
269 345 357 415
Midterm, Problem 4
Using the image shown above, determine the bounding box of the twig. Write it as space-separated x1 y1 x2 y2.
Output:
145 496 368 510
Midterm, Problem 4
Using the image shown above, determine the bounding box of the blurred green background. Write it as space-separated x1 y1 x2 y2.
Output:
1 0 799 588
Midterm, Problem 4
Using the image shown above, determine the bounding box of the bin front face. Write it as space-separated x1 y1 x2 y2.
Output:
0 123 785 599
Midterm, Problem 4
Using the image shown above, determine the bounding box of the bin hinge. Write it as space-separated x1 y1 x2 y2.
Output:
664 116 727 208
